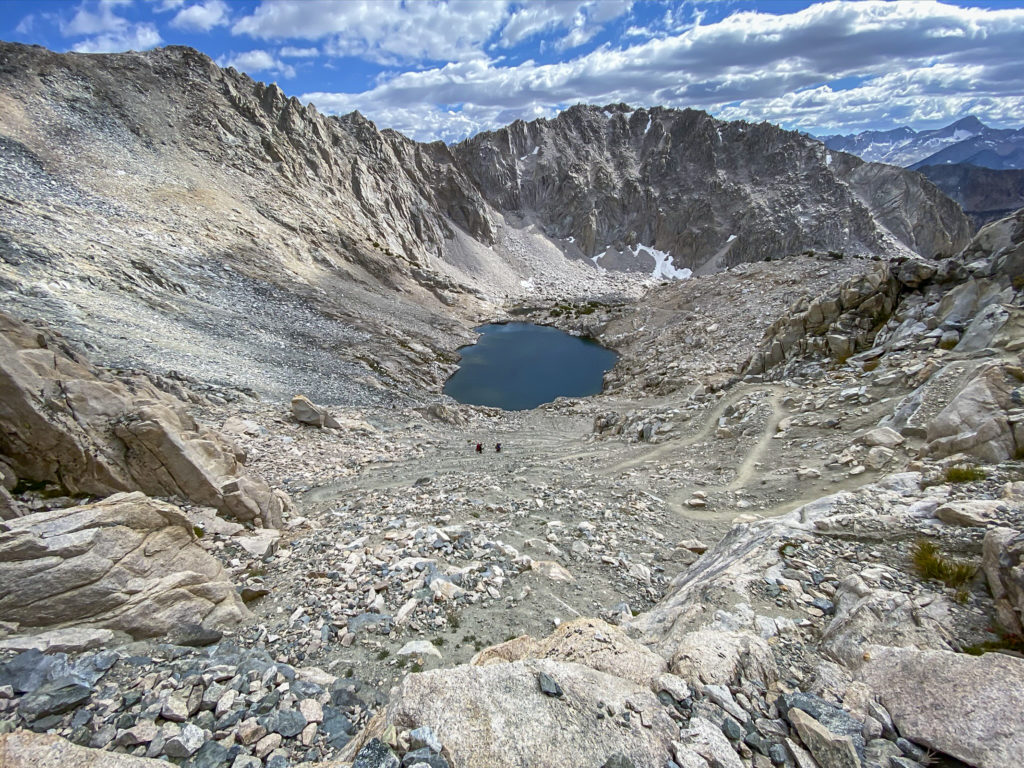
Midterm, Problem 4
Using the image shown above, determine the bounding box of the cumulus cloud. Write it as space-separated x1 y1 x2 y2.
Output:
71 24 162 53
231 1 631 65
498 1 631 49
61 0 133 36
298 0 1024 142
219 49 296 80
233 0 501 63
279 46 319 58
170 0 230 32
14 15 36 35
61 0 162 53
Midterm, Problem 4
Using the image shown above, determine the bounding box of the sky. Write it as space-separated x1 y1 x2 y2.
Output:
2 0 1023 143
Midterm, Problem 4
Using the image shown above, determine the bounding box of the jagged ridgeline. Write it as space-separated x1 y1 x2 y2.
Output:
0 42 970 404
455 104 970 270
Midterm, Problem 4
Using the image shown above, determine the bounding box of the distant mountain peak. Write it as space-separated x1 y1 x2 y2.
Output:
950 115 986 132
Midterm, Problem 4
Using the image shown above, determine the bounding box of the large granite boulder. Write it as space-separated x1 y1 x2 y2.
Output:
820 575 954 667
340 658 679 768
0 731 169 767
924 362 1024 462
0 313 287 527
470 617 668 687
0 492 249 638
858 646 1024 768
668 629 777 689
982 526 1024 635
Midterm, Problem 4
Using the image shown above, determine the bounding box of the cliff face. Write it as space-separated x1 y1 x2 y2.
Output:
917 163 1024 229
453 104 972 272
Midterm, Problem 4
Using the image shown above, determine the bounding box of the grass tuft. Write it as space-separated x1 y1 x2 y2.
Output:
911 539 976 588
944 465 986 483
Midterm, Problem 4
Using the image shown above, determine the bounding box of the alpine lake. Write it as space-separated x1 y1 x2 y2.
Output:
442 322 618 411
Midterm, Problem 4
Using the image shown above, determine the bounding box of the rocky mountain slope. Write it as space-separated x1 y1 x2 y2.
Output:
1 205 1022 768
0 43 970 408
822 115 1024 170
917 163 1024 228
454 104 970 274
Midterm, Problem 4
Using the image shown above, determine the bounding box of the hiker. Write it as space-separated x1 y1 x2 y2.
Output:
495 442 502 453
475 442 483 453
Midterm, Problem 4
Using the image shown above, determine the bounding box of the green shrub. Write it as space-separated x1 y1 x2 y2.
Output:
911 539 976 587
944 465 986 483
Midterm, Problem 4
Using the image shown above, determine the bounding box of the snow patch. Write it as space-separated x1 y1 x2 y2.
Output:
644 117 652 135
633 244 692 281
825 152 832 167
726 234 737 243
565 236 575 243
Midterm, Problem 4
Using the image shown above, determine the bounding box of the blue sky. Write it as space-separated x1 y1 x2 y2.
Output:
2 0 1023 142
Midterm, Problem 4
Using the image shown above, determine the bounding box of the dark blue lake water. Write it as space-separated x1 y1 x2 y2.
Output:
442 322 618 410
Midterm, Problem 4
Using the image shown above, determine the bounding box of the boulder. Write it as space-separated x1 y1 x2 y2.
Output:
935 500 1004 527
341 659 678 768
470 618 668 688
857 426 904 448
820 576 954 667
896 257 937 288
0 485 20 521
0 731 169 767
424 403 465 426
0 627 117 654
114 402 288 527
0 312 288 526
673 717 744 768
925 363 1022 462
787 708 860 768
858 646 1024 768
291 395 341 429
0 492 249 639
669 630 777 689
982 526 1024 635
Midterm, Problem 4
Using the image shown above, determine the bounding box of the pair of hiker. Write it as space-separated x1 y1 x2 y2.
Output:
475 442 501 453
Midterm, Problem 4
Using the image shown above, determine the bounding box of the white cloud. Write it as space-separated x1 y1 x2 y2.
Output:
298 1 1024 142
61 0 133 36
235 0 509 65
155 0 186 10
219 49 296 79
170 0 230 32
279 46 319 58
498 1 631 48
231 1 632 65
59 0 162 53
14 14 35 35
71 23 162 53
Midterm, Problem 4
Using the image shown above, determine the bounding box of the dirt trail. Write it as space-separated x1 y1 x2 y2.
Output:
727 388 786 491
308 382 821 533
600 384 790 476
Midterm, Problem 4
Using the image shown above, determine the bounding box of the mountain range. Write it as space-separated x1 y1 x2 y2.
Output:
820 115 1024 170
